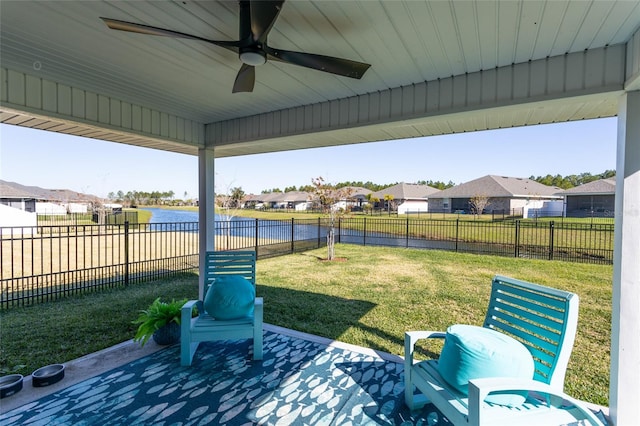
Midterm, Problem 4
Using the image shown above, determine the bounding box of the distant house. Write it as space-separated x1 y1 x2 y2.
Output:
427 175 563 216
557 178 616 218
0 180 100 231
279 191 312 211
0 180 42 213
371 183 440 214
330 187 372 211
246 191 311 210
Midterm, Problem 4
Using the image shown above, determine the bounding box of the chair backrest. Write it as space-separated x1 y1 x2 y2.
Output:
483 275 579 392
204 251 256 294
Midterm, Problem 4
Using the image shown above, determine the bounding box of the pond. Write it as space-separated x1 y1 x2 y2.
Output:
140 208 328 241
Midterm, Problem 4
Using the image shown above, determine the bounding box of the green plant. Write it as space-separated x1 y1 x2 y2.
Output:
132 297 187 346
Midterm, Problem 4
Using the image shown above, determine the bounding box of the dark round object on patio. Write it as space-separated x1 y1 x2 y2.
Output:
0 374 23 398
32 364 65 387
153 322 181 345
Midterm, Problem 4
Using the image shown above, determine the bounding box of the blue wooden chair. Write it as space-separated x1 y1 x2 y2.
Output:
404 275 605 425
180 250 263 366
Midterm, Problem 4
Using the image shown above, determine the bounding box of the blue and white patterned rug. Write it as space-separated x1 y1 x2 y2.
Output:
1 331 443 425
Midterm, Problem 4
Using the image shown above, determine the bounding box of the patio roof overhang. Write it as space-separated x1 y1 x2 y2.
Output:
1 2 639 423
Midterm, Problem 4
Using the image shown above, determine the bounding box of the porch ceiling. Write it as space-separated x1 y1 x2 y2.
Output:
1 1 639 157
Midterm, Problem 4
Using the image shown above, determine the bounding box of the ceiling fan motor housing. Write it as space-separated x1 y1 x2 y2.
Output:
240 47 266 66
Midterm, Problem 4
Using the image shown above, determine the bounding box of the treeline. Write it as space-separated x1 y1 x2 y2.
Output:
106 190 194 206
261 179 456 194
261 171 615 194
107 170 615 204
530 170 615 190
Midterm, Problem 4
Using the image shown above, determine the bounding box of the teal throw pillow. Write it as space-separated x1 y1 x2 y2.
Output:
203 275 255 320
437 324 534 407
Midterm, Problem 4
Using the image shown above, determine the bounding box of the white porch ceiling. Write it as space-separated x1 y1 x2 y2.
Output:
1 1 639 157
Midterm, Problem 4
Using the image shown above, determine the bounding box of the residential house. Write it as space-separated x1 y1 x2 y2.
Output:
427 175 563 216
557 178 616 218
370 183 440 214
331 187 372 211
0 180 100 231
280 191 312 211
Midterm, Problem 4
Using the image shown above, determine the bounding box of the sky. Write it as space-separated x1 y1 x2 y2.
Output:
0 117 617 199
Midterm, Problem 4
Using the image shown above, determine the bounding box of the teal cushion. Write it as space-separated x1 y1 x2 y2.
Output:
203 275 255 320
437 324 534 407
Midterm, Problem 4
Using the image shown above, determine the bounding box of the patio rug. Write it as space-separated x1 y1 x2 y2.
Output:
0 331 444 425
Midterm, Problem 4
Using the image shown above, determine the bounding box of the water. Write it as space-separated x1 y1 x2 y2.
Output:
143 207 199 223
140 208 328 241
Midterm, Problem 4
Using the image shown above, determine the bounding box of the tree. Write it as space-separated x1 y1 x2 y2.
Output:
383 194 394 216
469 194 490 218
365 194 380 215
310 177 354 260
229 187 246 208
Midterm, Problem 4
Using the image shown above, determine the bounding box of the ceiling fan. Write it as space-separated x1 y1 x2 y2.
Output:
101 0 371 93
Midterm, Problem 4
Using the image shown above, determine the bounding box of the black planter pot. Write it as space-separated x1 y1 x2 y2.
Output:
152 321 181 345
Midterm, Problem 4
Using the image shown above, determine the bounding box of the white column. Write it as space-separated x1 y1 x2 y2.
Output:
610 90 640 425
198 148 215 300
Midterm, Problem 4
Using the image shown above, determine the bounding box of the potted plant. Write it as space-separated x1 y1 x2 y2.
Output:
133 297 187 346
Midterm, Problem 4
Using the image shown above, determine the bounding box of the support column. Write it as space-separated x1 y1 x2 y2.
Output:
610 90 640 425
198 148 215 300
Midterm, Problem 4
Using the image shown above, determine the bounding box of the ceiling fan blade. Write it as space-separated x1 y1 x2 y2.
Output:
265 47 370 79
100 17 241 54
232 63 256 93
250 0 284 43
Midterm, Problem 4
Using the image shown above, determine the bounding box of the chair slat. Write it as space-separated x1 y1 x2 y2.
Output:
489 299 565 331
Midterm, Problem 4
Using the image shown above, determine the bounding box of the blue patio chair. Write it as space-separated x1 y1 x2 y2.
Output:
404 275 605 426
180 250 263 366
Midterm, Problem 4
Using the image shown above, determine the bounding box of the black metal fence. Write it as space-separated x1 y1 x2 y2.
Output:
0 219 329 308
1 216 613 308
338 217 614 264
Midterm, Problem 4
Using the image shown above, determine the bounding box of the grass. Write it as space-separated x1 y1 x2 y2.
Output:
0 245 612 406
0 274 198 376
258 245 612 406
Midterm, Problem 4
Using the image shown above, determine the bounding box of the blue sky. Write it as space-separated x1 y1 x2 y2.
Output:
1 117 617 199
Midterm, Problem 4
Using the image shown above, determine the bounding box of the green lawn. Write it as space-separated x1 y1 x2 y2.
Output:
0 245 612 406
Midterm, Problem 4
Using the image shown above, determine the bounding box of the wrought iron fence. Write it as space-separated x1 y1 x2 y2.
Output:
1 219 329 308
1 216 613 308
338 217 614 264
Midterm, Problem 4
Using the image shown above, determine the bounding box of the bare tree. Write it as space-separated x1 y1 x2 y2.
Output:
310 177 354 260
216 178 246 250
469 194 491 218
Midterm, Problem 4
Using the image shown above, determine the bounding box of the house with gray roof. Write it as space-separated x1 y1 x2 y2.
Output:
427 175 563 215
557 178 616 218
0 180 101 231
371 183 440 214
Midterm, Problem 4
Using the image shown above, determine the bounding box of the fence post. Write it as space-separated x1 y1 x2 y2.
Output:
291 218 295 253
514 220 520 258
549 221 555 260
317 217 321 248
337 218 341 244
455 218 459 252
363 217 367 246
255 219 259 254
406 216 409 248
124 221 129 285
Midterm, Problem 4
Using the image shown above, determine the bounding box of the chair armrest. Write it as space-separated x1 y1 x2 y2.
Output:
181 300 201 325
403 330 447 410
254 297 263 320
404 330 446 365
467 377 605 426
